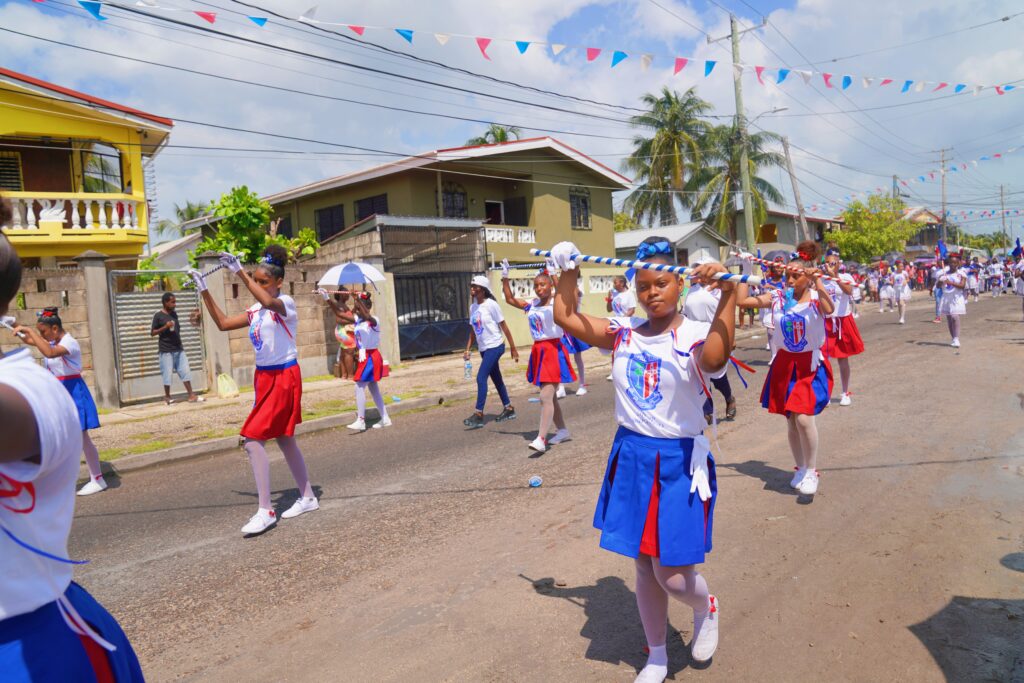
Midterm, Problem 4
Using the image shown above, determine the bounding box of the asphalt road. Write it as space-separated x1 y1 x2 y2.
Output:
71 296 1024 682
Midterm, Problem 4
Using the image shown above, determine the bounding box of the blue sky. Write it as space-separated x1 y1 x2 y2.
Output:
3 0 1023 242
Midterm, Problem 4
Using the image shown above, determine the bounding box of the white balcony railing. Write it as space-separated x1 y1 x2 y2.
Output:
5 194 142 231
516 228 536 244
485 226 515 243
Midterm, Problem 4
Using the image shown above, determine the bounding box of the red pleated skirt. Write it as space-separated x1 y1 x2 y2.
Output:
526 338 577 386
760 350 833 416
824 315 865 358
241 362 303 440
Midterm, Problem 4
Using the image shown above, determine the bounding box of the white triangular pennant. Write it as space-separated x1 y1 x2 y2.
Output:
914 81 926 92
973 85 984 96
797 70 812 84
551 43 566 56
434 33 449 45
862 77 873 88
640 54 653 71
299 5 317 21
733 63 744 77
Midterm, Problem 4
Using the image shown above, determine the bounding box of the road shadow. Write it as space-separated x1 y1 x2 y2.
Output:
492 429 538 442
522 574 693 677
722 459 796 496
232 485 325 511
907 340 955 347
985 319 1024 324
909 596 1024 682
1000 552 1024 573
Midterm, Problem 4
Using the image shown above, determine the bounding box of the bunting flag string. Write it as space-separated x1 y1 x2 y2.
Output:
44 0 1019 95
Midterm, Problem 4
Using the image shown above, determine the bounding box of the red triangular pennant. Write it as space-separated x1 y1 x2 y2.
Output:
673 57 688 75
476 37 492 60
754 65 765 84
194 11 216 23
822 72 834 88
879 78 893 86
348 25 365 35
586 47 601 62
933 82 948 91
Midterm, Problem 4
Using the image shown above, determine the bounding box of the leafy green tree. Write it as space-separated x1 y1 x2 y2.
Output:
686 123 785 244
155 200 209 238
195 186 271 263
614 211 640 232
466 124 522 146
623 87 712 227
829 195 919 262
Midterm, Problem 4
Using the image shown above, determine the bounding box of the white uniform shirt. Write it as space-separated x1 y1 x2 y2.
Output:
43 332 83 378
611 289 636 316
822 274 855 318
0 349 83 620
469 299 505 352
683 284 721 324
246 295 298 367
611 317 708 439
939 267 967 302
523 300 563 341
768 290 827 368
354 315 381 350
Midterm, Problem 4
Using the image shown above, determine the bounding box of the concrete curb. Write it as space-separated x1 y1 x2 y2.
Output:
82 323 773 482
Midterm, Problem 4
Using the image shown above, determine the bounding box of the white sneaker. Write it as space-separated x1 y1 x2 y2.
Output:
76 477 108 496
281 496 319 519
839 392 852 407
951 338 960 348
606 373 613 381
789 467 807 489
555 385 567 399
633 664 668 683
575 385 588 396
347 417 367 430
691 595 719 663
548 428 571 445
899 316 905 324
528 437 546 453
372 417 393 429
241 508 277 534
798 470 819 495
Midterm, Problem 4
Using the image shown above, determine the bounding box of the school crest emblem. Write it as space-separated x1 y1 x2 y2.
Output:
781 312 808 352
248 310 265 352
625 351 663 411
527 312 545 339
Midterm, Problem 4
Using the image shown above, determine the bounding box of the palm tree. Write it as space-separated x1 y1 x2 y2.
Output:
154 200 209 238
687 123 785 243
466 124 522 146
622 87 713 227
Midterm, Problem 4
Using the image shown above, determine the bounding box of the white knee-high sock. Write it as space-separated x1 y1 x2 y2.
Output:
82 431 102 480
367 382 389 419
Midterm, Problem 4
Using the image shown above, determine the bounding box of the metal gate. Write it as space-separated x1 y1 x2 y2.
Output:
380 223 485 359
109 270 207 404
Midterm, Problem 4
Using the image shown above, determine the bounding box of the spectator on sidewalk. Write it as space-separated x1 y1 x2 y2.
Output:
151 293 202 405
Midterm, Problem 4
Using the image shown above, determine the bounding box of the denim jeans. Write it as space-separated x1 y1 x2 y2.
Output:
476 344 510 411
159 350 191 386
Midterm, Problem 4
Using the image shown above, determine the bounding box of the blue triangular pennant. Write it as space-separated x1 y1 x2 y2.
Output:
704 60 717 77
901 80 913 93
611 50 628 68
954 84 966 93
395 28 414 43
247 16 267 26
841 75 852 90
776 68 790 84
515 41 530 54
78 0 106 20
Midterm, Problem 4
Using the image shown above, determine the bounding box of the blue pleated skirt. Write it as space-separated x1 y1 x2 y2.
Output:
594 426 716 567
61 377 100 431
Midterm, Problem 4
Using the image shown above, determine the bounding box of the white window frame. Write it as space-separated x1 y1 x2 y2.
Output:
484 199 505 225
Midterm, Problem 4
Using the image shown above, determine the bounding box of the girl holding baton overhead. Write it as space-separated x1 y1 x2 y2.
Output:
737 242 835 496
549 237 735 683
821 249 864 406
502 264 575 454
190 245 318 535
15 307 108 496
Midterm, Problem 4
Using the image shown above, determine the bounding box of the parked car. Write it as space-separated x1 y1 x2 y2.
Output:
397 309 453 325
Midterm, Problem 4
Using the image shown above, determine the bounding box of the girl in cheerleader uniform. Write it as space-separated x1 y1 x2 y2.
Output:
502 269 575 453
549 237 737 683
892 259 910 324
1 226 144 681
190 245 318 535
937 252 968 348
560 285 591 396
343 294 392 431
16 307 107 496
966 261 980 303
737 241 835 496
877 262 895 313
822 251 865 407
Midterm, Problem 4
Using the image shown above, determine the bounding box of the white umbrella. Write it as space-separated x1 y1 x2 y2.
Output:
318 262 386 290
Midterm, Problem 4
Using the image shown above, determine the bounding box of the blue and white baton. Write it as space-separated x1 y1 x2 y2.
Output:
529 249 763 286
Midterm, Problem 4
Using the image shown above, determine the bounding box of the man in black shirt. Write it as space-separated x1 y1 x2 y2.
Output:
151 292 202 404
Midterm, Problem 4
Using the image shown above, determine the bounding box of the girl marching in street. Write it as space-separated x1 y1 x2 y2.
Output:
822 250 865 406
737 241 835 496
346 294 393 431
937 252 968 348
760 258 786 353
502 265 575 454
877 262 895 314
190 245 318 535
463 275 518 428
1 224 145 680
549 237 734 683
15 307 108 496
892 259 910 324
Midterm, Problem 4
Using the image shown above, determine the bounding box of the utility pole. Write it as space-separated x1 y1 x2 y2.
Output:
708 15 766 251
1000 184 1007 254
782 136 810 242
892 175 898 200
940 148 948 243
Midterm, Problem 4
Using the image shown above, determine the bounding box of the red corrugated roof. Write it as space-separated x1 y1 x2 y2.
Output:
0 67 173 127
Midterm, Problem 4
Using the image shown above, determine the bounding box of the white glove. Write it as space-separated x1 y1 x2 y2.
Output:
689 435 712 502
219 251 242 274
500 258 510 279
549 241 581 271
316 287 330 301
545 257 558 275
187 269 208 293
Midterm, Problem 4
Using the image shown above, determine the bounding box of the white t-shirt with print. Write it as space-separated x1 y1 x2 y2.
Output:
0 348 83 620
611 289 636 316
822 274 856 318
246 294 298 367
682 284 721 324
354 315 381 350
469 299 505 352
523 300 563 341
43 332 83 378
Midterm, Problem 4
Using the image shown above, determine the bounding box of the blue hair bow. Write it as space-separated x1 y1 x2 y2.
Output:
636 240 672 261
262 253 284 267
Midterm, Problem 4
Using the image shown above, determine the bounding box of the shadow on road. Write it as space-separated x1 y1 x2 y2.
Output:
522 575 694 678
720 460 795 495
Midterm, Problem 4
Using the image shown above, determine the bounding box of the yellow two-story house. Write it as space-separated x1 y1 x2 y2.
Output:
0 67 173 267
